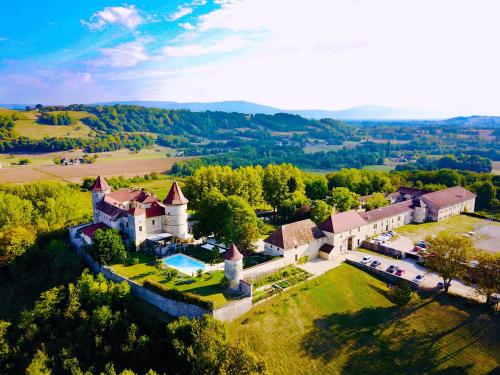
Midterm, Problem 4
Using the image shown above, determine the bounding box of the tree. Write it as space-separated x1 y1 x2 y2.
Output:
311 200 332 225
304 175 329 200
221 196 260 253
364 193 389 211
474 181 496 210
470 252 500 305
88 228 127 265
387 284 414 307
263 163 304 216
26 349 52 375
424 234 473 293
329 187 360 212
192 189 227 239
0 226 36 265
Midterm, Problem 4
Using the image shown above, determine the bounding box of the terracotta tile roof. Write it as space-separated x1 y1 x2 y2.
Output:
421 186 476 209
145 202 165 218
96 200 126 220
224 243 244 261
90 176 110 192
360 200 414 222
128 207 145 216
106 188 149 204
319 210 367 233
80 222 109 238
319 244 334 254
163 181 188 205
264 219 325 250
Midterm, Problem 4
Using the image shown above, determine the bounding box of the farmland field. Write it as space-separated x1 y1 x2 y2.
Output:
492 161 500 175
303 141 360 154
229 264 500 374
362 164 396 172
0 156 192 183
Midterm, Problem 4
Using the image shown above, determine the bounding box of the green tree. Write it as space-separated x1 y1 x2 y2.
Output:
221 196 260 253
88 228 127 265
470 252 500 305
330 187 360 212
473 180 496 210
263 163 304 216
364 193 389 211
387 284 414 307
424 233 473 293
311 200 332 225
192 188 227 239
304 175 329 200
26 349 52 375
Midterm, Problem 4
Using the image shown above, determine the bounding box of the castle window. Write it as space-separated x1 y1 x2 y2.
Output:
139 226 143 232
152 219 155 226
126 222 128 228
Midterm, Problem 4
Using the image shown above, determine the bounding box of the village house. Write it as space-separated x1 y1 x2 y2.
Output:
77 176 191 249
264 186 476 263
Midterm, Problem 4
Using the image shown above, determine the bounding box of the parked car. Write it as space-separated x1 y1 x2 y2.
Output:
370 260 381 268
388 230 397 236
386 265 399 273
417 241 427 248
395 269 405 276
468 231 476 236
437 281 450 289
413 274 425 283
361 256 372 264
470 260 479 268
413 246 422 252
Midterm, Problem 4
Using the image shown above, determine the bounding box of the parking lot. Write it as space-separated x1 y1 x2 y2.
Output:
347 250 480 301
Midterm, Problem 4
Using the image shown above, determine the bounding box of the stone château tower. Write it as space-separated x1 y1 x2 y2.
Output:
90 176 111 223
162 181 189 239
224 243 244 290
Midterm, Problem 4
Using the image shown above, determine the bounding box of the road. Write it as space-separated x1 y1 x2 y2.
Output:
347 250 481 301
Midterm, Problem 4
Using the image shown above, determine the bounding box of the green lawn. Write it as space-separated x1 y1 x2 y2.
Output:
397 215 499 243
109 251 233 308
362 164 396 172
229 264 500 374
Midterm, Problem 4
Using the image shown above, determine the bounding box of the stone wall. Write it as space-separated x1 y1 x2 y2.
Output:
346 259 419 289
242 258 287 282
212 296 253 322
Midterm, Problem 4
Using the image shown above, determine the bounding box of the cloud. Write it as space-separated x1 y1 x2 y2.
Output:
81 6 143 31
167 6 193 21
163 35 248 57
92 41 150 67
179 22 195 31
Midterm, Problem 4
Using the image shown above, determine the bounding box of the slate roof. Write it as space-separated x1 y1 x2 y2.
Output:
80 222 109 238
163 181 189 205
421 186 476 209
90 176 110 192
319 210 367 233
360 200 414 222
264 219 325 250
319 244 334 254
96 200 126 221
397 186 427 197
224 243 244 261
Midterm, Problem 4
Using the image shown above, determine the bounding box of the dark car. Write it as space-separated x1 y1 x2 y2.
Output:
386 265 399 273
370 260 381 268
395 269 405 276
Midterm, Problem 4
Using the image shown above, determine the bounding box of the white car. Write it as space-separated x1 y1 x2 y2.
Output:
361 256 372 264
413 274 425 284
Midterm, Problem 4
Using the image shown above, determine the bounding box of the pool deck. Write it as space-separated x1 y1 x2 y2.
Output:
163 253 223 275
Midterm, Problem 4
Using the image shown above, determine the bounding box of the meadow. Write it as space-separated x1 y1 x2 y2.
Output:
229 264 500 374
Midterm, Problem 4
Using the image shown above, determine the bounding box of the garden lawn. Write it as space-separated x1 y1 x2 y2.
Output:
229 263 500 375
397 215 500 244
109 252 233 308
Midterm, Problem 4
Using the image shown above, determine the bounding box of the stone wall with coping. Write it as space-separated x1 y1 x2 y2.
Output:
212 296 253 322
345 259 419 289
242 258 287 281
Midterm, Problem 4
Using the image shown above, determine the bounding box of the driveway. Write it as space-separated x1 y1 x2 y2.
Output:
347 250 481 301
297 254 347 276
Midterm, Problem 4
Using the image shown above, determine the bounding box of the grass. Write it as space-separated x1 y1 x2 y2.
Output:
109 251 233 308
229 264 500 374
303 141 360 154
362 164 396 172
397 215 499 243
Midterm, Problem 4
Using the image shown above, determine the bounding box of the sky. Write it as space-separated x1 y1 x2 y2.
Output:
1 0 499 116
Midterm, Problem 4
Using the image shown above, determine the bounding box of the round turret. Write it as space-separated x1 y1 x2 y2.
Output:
224 243 244 290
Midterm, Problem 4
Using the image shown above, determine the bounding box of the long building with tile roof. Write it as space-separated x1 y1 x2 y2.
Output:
82 176 191 249
263 186 475 263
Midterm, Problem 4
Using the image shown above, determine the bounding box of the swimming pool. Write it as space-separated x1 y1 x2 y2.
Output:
163 254 206 275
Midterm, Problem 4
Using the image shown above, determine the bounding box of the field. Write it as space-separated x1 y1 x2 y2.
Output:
492 161 500 175
110 252 232 308
397 215 500 253
303 141 360 154
8 110 94 139
362 164 396 172
229 264 500 374
0 153 192 183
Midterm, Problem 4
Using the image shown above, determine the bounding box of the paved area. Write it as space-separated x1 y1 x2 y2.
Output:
473 224 500 253
384 235 414 252
347 250 481 301
297 255 347 276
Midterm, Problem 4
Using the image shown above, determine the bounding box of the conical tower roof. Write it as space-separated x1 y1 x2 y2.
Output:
90 176 110 192
163 180 189 205
224 243 244 261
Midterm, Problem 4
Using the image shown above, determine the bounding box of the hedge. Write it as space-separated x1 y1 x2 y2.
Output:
143 280 214 310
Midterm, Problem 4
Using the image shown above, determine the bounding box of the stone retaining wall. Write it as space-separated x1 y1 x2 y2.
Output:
346 259 419 289
243 258 287 281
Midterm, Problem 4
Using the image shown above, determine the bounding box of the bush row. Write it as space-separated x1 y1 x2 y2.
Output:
143 279 214 310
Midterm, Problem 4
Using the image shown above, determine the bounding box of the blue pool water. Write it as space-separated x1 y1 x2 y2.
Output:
163 254 206 275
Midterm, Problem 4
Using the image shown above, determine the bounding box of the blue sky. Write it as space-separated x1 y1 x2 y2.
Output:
1 0 500 116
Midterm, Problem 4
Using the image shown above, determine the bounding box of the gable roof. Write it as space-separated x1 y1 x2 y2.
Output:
319 210 367 233
145 202 166 218
421 186 476 209
80 222 109 238
224 243 244 261
264 219 325 250
106 189 151 204
397 186 427 197
90 176 110 192
360 200 414 222
163 181 189 205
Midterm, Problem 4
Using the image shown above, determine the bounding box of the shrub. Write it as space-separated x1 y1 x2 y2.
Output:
297 255 309 265
388 284 414 307
220 276 230 289
196 269 203 278
143 280 214 310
